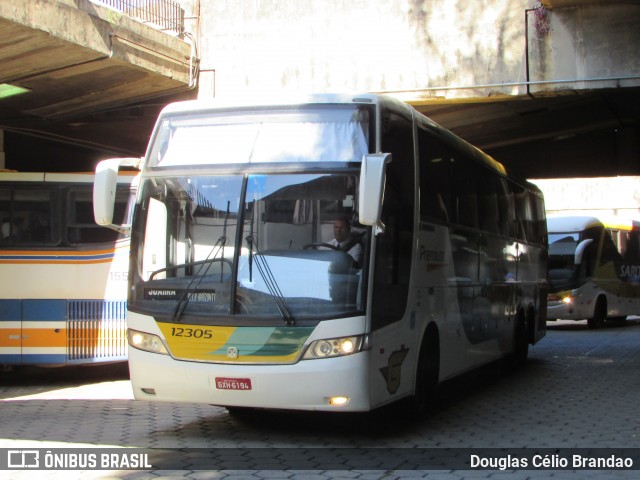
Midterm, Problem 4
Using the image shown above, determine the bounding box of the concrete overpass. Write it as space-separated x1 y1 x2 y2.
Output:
0 0 638 180
0 0 197 169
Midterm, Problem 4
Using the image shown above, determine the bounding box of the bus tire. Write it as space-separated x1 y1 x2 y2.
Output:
588 297 606 329
511 311 529 369
225 406 256 418
408 326 440 417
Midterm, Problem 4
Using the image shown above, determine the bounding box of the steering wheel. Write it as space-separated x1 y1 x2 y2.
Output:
303 242 339 250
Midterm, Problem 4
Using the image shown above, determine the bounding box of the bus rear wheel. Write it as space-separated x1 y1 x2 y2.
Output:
510 312 529 369
588 297 606 329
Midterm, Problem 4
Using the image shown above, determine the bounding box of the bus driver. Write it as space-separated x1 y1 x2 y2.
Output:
328 217 362 267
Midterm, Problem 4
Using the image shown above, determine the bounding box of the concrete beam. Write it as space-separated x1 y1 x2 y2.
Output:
527 3 640 94
0 0 192 84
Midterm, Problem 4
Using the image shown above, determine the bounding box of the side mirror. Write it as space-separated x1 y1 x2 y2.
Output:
94 157 141 235
358 153 391 235
574 238 593 265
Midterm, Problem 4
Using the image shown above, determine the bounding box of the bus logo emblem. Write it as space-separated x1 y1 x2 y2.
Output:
380 347 409 394
227 347 238 359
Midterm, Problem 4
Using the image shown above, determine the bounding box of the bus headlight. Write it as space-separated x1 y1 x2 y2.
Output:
127 328 169 355
561 289 581 305
302 335 367 360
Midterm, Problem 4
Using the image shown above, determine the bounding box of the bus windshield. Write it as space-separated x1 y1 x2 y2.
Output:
548 232 583 291
130 171 366 323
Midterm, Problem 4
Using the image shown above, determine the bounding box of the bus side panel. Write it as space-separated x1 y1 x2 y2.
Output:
367 223 521 410
21 300 67 364
0 298 128 366
0 244 129 366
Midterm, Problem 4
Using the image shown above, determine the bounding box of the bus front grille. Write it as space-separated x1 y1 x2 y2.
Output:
67 300 128 362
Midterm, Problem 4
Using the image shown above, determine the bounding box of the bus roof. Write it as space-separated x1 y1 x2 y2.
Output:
547 214 640 233
158 93 383 116
153 92 515 182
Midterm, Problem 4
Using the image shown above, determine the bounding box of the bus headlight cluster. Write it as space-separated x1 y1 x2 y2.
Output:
302 335 366 360
549 290 579 305
561 289 581 304
127 328 169 355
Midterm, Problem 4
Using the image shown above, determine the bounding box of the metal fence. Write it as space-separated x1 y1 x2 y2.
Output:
94 0 185 37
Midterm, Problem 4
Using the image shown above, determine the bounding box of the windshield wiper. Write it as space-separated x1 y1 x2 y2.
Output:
244 201 294 325
171 202 231 322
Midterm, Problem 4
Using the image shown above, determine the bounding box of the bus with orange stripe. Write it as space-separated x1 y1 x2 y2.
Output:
0 171 135 367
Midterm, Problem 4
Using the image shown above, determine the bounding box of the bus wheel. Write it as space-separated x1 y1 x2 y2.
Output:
588 298 606 329
511 312 529 369
408 328 439 417
225 406 256 418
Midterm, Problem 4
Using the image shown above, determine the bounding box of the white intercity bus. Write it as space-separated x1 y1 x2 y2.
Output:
94 94 548 413
0 171 135 367
547 214 640 328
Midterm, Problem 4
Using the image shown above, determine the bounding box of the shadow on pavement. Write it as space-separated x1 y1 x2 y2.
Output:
0 362 129 399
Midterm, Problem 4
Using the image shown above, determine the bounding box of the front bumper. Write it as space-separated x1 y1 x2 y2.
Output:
128 346 371 411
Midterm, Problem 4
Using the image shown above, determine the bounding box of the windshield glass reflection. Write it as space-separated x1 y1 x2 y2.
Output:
130 173 366 322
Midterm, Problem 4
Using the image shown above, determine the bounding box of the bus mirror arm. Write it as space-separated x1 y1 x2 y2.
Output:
358 153 391 236
94 157 141 235
574 238 593 265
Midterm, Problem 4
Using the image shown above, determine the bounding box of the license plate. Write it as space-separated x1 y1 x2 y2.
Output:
215 377 252 390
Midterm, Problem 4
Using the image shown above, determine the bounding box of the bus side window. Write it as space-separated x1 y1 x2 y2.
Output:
451 156 478 229
417 125 452 223
26 211 51 243
13 189 57 246
497 179 515 237
477 170 500 234
582 243 595 278
581 227 602 277
0 189 9 241
600 227 622 267
68 186 120 244
625 231 640 264
512 184 533 242
531 193 547 245
516 189 547 245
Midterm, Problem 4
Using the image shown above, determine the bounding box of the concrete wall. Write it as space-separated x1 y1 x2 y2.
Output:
195 0 537 100
528 2 640 93
191 0 640 100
